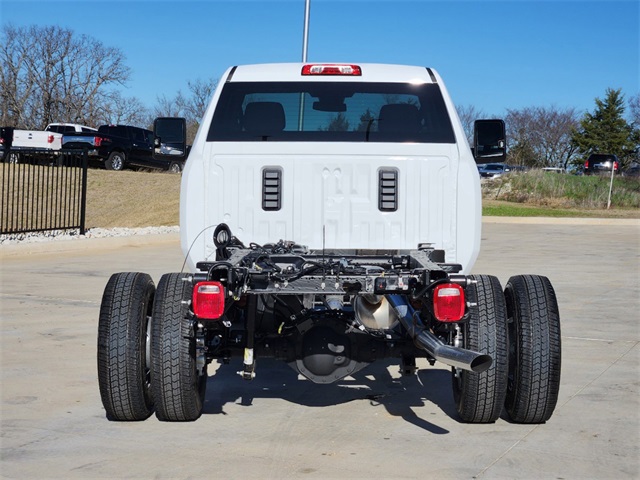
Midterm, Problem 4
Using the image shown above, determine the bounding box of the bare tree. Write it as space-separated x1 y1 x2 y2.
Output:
628 93 640 128
506 106 580 168
0 24 131 129
456 104 487 145
98 92 151 126
153 93 186 118
628 94 640 165
0 25 34 126
183 78 217 125
153 77 218 142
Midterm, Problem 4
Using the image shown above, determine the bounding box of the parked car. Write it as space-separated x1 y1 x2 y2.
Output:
0 126 63 163
584 154 619 175
478 163 511 178
63 123 187 172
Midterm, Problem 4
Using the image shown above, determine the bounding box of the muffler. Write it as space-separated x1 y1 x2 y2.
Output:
386 294 492 373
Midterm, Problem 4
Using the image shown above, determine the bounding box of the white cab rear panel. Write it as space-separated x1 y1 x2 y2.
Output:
180 63 482 273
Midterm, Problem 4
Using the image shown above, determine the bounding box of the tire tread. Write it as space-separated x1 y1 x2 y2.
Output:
505 275 561 423
97 272 154 421
151 273 205 422
454 275 509 423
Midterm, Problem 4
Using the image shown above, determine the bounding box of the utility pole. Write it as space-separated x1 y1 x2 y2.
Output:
299 0 311 131
302 0 310 62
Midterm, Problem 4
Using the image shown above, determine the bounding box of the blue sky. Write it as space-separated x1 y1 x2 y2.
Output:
1 0 638 116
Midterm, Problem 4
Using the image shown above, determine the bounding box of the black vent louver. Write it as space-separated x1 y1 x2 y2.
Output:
378 168 398 212
262 168 282 211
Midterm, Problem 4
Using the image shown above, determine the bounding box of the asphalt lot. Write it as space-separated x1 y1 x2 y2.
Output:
1 219 639 479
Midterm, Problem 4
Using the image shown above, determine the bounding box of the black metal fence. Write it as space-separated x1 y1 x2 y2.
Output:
1 149 88 235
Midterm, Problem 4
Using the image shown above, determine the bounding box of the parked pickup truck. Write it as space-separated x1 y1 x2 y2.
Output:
98 63 561 425
63 123 187 172
0 126 63 163
46 123 97 146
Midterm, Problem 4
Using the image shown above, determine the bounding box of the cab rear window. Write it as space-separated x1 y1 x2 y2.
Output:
207 82 455 143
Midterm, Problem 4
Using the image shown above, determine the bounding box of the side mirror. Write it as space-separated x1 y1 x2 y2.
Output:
153 117 187 160
473 119 506 164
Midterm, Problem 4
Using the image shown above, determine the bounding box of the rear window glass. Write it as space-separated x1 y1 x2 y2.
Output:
99 126 129 138
207 82 455 143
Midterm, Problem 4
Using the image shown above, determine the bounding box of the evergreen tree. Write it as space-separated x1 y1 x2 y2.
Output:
571 88 638 168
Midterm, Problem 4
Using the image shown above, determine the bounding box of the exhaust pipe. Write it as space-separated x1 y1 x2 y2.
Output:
386 295 492 373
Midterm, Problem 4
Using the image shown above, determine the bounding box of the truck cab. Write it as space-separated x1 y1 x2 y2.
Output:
181 63 487 273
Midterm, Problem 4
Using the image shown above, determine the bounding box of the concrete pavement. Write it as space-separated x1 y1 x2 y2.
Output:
1 220 638 479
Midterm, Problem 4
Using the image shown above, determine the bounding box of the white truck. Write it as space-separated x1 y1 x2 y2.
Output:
1 123 96 163
98 63 561 424
2 127 63 163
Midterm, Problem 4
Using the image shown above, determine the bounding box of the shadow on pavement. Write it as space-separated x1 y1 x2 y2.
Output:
202 357 459 434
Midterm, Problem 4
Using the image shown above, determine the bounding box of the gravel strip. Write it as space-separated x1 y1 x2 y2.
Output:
0 226 180 246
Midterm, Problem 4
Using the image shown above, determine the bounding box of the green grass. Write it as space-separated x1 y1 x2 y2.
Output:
483 202 582 217
482 170 640 218
482 200 638 218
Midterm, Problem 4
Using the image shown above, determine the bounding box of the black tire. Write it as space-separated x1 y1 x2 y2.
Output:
504 275 561 423
105 151 125 171
168 161 182 173
151 273 206 421
7 152 20 164
97 272 155 421
452 275 509 423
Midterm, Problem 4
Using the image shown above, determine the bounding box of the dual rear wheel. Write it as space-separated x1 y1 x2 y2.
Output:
453 274 561 424
97 272 206 422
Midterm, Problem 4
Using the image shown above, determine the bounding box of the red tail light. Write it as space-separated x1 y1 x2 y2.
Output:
301 64 362 76
433 283 466 322
192 281 225 319
94 136 102 147
47 134 55 144
614 161 619 171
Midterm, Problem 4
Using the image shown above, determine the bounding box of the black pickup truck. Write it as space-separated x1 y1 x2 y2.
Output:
64 120 188 172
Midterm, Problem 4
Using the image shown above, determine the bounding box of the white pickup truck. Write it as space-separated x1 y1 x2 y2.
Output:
2 127 62 163
1 123 96 163
98 63 561 425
